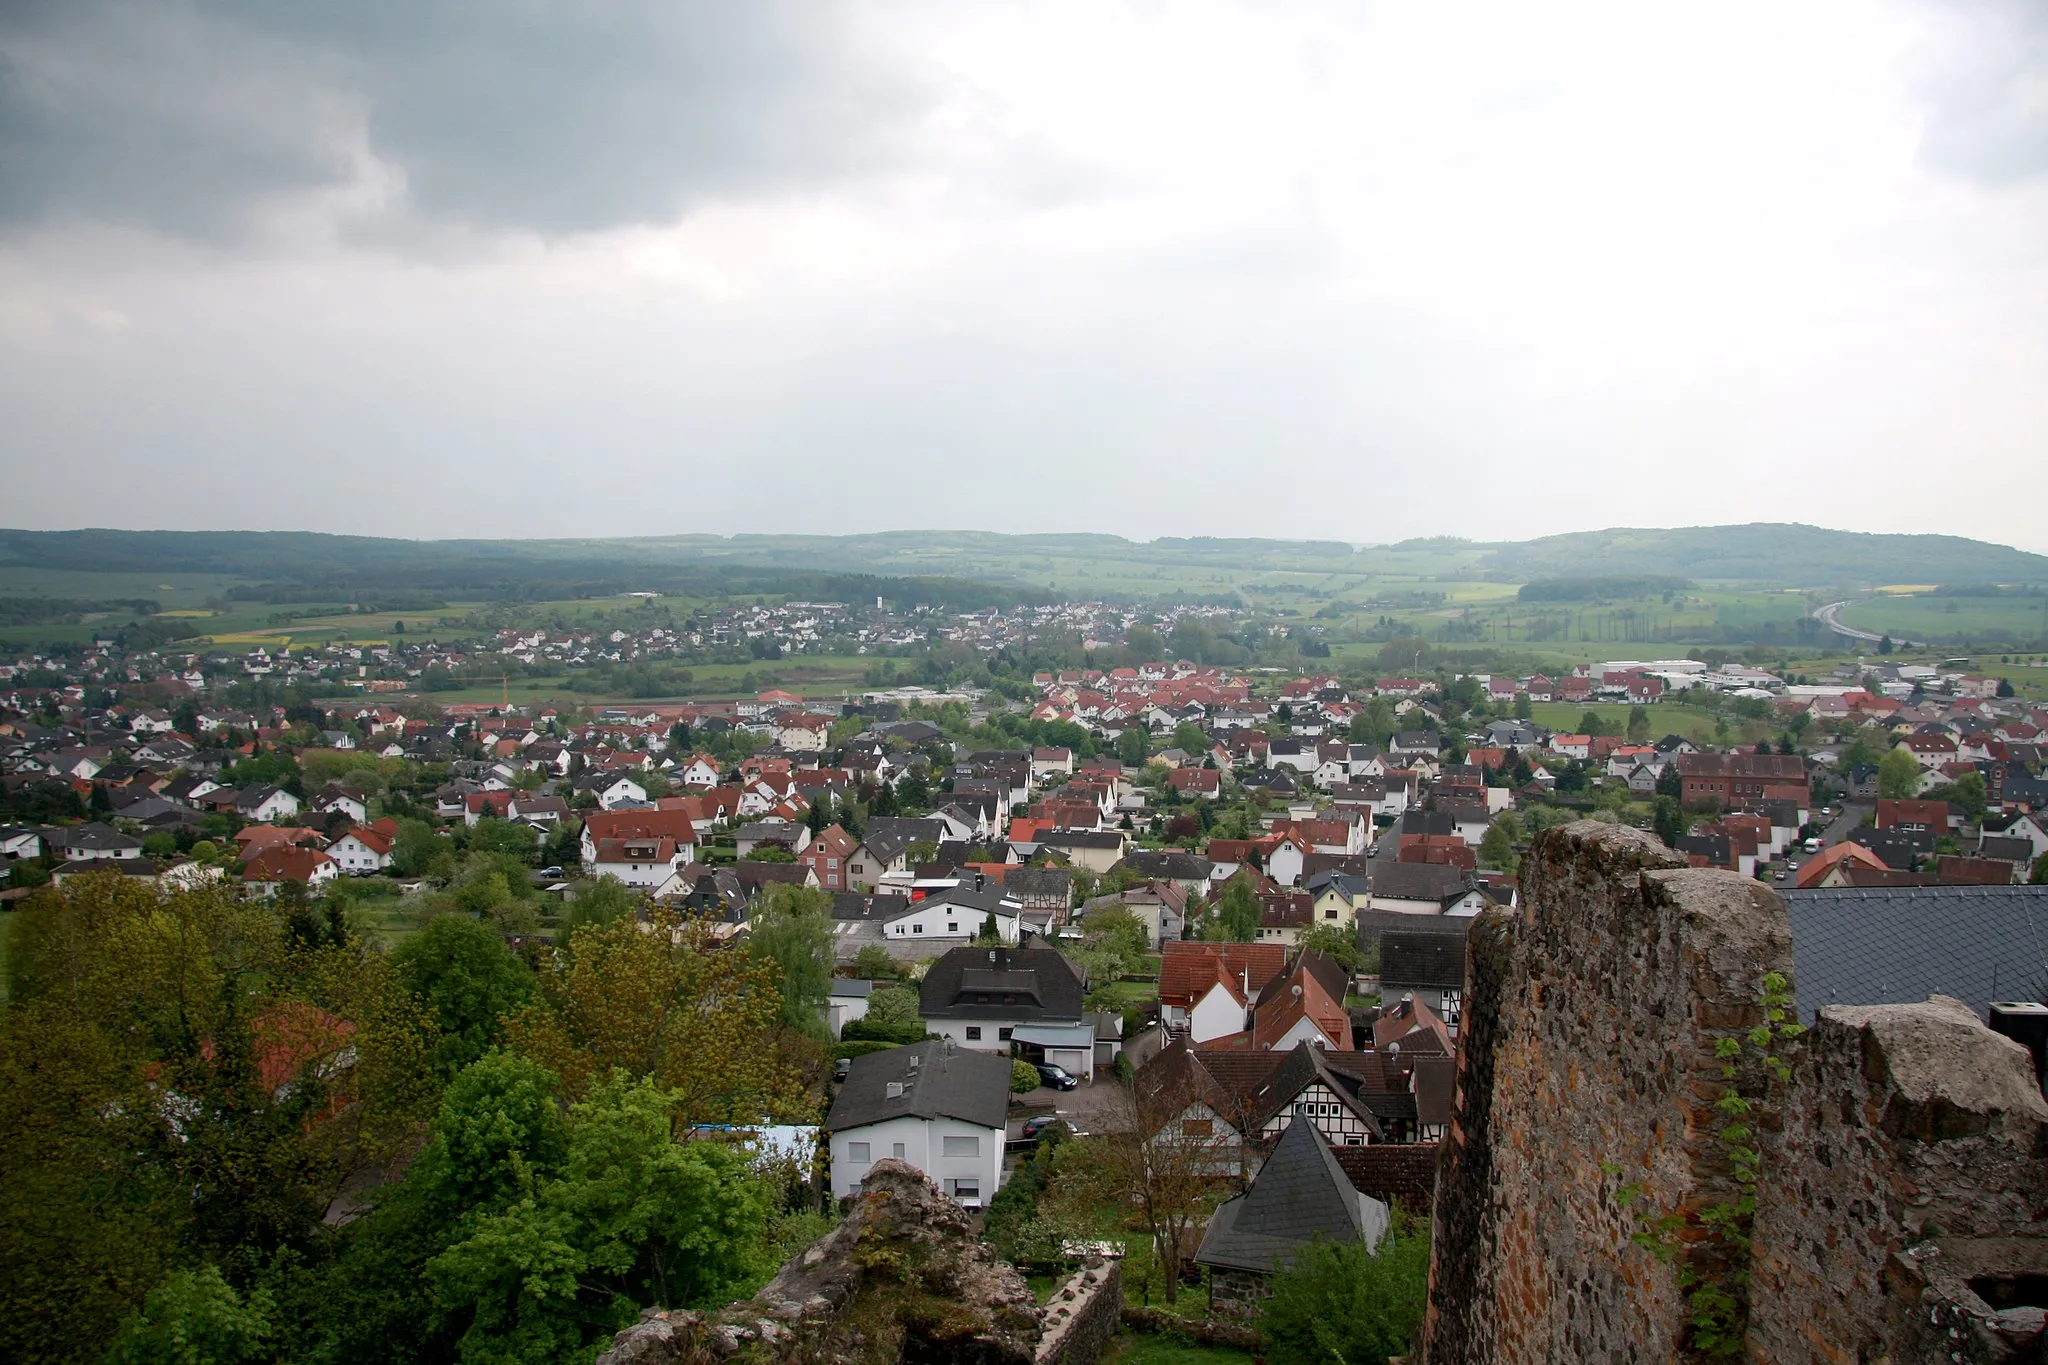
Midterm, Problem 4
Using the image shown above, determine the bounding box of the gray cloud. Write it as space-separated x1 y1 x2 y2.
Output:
1914 0 2048 187
0 0 925 238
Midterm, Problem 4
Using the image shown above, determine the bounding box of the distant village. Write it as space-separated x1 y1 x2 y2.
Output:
4 620 2045 1329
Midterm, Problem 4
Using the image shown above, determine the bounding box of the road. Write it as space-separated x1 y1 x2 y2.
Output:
1813 600 1920 649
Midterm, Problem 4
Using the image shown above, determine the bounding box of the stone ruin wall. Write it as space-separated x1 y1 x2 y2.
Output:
1419 821 2048 1364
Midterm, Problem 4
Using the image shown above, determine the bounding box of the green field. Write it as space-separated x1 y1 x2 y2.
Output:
1840 593 2048 648
1523 701 1745 747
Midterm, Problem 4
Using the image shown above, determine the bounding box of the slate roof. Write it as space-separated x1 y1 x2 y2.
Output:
1380 930 1468 991
1196 1117 1388 1274
1367 861 1473 904
1782 885 2048 1020
1333 1143 1441 1209
919 946 1086 1022
821 1041 1011 1134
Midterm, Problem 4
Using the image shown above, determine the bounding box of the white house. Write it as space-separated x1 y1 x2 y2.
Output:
329 826 394 874
679 757 722 789
588 835 691 888
235 786 302 823
919 945 1095 1080
313 789 369 825
882 882 1023 947
822 1042 1010 1207
828 979 874 1039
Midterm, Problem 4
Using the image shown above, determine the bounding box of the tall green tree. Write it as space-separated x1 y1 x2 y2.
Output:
746 885 836 1039
1206 878 1261 942
1877 746 1923 800
390 915 535 1080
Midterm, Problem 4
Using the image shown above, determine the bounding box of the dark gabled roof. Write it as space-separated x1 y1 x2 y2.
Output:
1196 1118 1386 1274
41 821 142 852
1398 810 1456 839
1037 830 1126 850
821 1041 1011 1134
1115 849 1215 881
919 946 1086 1021
1380 930 1467 990
1368 861 1473 904
1783 885 2048 1020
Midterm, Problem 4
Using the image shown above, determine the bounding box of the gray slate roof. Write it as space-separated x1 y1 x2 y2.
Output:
920 946 1086 1022
1196 1117 1389 1274
1380 929 1468 990
1782 885 2048 1020
821 1041 1011 1134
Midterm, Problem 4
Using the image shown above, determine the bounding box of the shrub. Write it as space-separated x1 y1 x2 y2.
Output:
1012 1059 1041 1093
1258 1218 1430 1365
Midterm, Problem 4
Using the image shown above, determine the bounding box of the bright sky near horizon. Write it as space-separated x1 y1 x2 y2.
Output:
2 1 2046 549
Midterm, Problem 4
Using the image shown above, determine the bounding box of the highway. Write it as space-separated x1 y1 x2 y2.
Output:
1812 599 1920 649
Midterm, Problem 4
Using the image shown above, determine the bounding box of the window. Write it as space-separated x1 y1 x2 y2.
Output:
966 1027 982 1041
1181 1119 1213 1138
1442 989 1463 1028
847 1142 871 1163
947 923 958 934
947 1178 980 1203
892 1143 905 1159
998 1027 1013 1042
913 924 923 934
942 1135 980 1157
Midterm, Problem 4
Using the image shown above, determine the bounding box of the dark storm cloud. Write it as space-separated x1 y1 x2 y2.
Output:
0 0 923 238
1914 0 2048 187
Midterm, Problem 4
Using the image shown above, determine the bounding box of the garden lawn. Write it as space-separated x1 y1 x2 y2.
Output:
1102 1334 1255 1365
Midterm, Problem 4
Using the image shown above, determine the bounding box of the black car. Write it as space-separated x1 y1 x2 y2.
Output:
833 1057 851 1083
1020 1116 1070 1143
1034 1062 1078 1091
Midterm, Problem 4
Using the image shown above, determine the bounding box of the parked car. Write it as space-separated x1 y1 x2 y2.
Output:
1034 1062 1078 1091
1020 1116 1070 1143
539 865 564 878
833 1057 851 1083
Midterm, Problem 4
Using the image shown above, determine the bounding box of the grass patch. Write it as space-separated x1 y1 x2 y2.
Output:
1102 1333 1254 1365
1090 980 1159 1009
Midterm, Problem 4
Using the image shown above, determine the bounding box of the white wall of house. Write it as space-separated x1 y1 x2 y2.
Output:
1188 981 1248 1044
591 849 692 887
329 835 390 874
243 791 301 822
829 1115 1004 1205
883 903 1021 945
1261 1081 1379 1146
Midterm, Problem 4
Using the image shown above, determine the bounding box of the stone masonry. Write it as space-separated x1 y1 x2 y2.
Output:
1416 821 2048 1364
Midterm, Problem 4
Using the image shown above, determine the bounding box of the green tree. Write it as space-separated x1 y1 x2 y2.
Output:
1171 722 1211 756
1877 746 1923 800
2033 851 2048 885
391 818 453 877
391 915 536 1080
1626 704 1651 744
1207 878 1261 942
746 884 836 1039
1578 709 1604 737
1513 692 1532 721
1477 821 1518 874
565 874 640 933
468 816 540 860
1925 770 1988 824
427 1073 775 1363
105 1265 274 1365
1297 922 1363 973
1115 726 1150 767
862 985 923 1035
1653 795 1688 850
1258 1219 1431 1365
851 944 903 982
1011 1059 1041 1094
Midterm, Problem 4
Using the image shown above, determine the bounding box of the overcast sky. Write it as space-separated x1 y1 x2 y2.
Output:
3 0 2046 549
